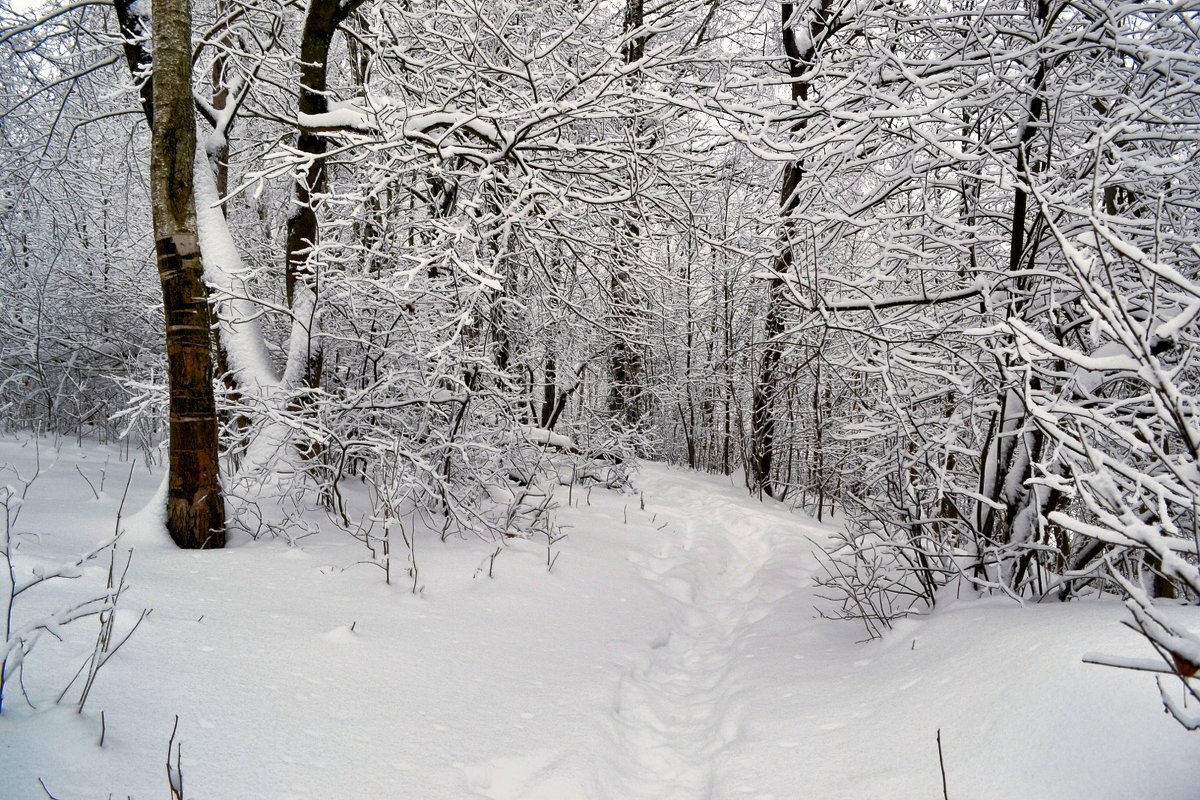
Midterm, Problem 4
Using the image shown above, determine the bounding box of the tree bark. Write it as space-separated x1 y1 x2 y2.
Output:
152 0 225 547
284 0 368 394
607 0 647 429
114 0 154 126
750 0 834 497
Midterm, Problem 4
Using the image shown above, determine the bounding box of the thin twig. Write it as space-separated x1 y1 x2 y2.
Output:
167 715 183 800
74 465 99 500
937 728 948 800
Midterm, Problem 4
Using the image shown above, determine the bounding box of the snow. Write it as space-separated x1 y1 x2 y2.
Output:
194 148 280 392
522 425 576 451
2 436 1199 799
297 108 376 132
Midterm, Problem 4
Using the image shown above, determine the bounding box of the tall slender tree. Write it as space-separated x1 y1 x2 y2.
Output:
750 0 838 498
150 0 225 547
607 0 649 430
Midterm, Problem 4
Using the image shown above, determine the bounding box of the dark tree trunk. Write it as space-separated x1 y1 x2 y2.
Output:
608 0 647 429
750 261 788 497
978 0 1054 578
152 0 225 548
114 0 154 126
542 356 557 428
284 0 367 393
750 0 834 497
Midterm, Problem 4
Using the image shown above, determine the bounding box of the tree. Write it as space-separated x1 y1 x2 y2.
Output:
606 0 649 431
748 0 843 499
150 0 225 547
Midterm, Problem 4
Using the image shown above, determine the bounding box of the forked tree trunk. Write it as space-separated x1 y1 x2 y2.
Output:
151 0 225 547
284 0 367 396
978 0 1054 586
279 0 368 471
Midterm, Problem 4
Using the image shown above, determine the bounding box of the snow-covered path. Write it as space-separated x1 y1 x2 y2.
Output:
460 464 825 800
606 473 780 799
471 464 1200 800
461 464 882 799
3 442 1200 800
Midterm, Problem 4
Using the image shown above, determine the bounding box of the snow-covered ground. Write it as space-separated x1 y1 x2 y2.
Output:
2 435 1198 799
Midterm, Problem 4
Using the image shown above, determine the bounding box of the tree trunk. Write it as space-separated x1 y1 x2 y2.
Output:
608 0 647 429
152 0 225 548
113 0 154 126
284 0 367 395
750 0 834 497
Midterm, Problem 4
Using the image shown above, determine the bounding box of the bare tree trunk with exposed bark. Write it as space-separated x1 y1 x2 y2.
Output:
151 0 225 547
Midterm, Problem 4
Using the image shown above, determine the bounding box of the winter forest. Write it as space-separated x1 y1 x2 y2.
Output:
1 0 1199 796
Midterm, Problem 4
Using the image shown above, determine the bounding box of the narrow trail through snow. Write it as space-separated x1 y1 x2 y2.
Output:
463 462 830 800
468 464 826 800
608 470 785 800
